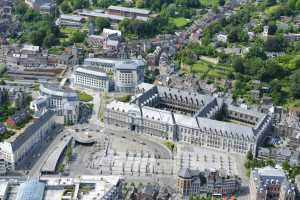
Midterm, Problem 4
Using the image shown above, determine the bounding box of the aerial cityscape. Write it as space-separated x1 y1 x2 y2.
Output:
0 0 300 199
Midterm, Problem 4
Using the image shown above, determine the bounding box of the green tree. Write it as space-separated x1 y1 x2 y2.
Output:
58 164 65 174
232 57 245 74
219 0 225 6
291 71 300 99
268 21 277 35
282 160 290 171
135 0 145 8
66 145 72 162
95 17 110 32
246 151 253 161
70 31 86 43
96 0 114 8
60 1 72 13
71 0 89 9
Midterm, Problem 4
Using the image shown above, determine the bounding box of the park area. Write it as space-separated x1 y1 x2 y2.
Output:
191 60 232 79
170 17 191 28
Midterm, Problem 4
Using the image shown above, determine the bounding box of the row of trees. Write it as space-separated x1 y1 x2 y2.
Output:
119 16 176 39
14 0 61 47
59 0 90 14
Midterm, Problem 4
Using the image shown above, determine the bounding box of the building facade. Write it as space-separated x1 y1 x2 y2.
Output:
77 58 145 92
74 66 110 91
0 111 56 171
176 168 240 197
40 84 79 124
105 83 272 155
250 166 295 200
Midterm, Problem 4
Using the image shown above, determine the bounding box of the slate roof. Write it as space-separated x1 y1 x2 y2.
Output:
9 110 55 151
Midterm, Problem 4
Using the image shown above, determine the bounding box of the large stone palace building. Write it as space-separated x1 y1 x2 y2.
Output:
104 83 272 155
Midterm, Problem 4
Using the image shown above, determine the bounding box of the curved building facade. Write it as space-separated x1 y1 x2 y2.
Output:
40 84 79 124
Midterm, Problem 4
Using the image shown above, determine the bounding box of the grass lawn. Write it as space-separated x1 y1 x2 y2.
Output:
191 61 210 74
265 5 282 16
78 92 94 102
199 0 220 7
48 47 64 55
171 17 191 28
163 141 176 152
191 61 231 79
115 95 131 103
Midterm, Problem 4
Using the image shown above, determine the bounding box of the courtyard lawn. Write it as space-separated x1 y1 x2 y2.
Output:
171 17 191 28
79 92 94 102
115 95 131 103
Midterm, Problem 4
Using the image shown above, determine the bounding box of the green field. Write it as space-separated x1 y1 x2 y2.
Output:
191 61 231 79
78 92 94 102
191 61 210 74
171 17 191 28
199 0 221 7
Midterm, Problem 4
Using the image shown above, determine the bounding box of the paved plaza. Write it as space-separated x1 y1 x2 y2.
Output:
68 130 247 180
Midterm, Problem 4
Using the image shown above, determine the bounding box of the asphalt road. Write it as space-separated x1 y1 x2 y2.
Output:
28 129 70 177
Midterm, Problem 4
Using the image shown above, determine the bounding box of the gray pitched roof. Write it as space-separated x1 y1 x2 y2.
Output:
11 110 55 151
178 168 192 178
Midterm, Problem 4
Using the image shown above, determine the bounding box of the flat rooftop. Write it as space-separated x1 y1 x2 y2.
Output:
108 5 151 15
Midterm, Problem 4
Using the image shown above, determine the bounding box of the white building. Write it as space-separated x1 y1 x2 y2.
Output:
40 175 123 200
74 66 110 91
216 33 228 43
39 84 79 124
284 33 300 41
0 181 8 200
114 60 145 92
56 14 85 28
105 83 272 155
80 58 145 92
0 111 56 171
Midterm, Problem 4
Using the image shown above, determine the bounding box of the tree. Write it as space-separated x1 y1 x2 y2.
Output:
259 60 287 82
282 160 290 171
60 1 72 13
246 151 253 161
264 0 277 7
270 79 288 105
219 0 225 6
135 0 144 8
58 164 65 174
96 0 114 8
264 35 287 52
232 57 245 73
291 71 300 99
66 145 72 162
268 21 277 35
70 31 86 43
246 46 267 60
71 0 89 9
95 17 110 32
43 33 59 48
